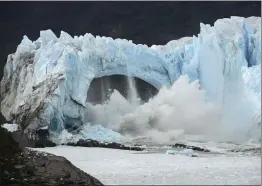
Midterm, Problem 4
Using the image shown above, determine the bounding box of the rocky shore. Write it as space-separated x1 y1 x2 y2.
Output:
0 113 103 186
7 124 145 151
0 109 146 185
172 143 210 152
66 139 145 151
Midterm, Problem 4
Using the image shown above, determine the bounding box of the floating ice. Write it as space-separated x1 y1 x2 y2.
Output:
166 148 198 157
35 146 261 185
51 124 127 144
79 124 127 143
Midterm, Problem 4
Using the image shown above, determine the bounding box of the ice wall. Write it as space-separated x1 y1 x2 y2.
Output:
0 16 260 138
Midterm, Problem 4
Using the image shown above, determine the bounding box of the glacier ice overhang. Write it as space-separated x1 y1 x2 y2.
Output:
0 16 261 135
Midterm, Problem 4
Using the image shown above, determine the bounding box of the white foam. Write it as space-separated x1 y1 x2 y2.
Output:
85 75 260 144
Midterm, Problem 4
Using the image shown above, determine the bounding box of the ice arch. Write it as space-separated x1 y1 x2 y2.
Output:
0 30 172 133
0 16 260 137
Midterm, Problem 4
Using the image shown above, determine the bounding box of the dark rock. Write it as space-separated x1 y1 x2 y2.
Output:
172 143 210 152
10 129 56 148
14 165 24 169
34 127 56 148
0 126 103 186
0 126 22 166
11 130 35 148
34 139 56 148
229 147 261 154
0 110 56 149
24 162 37 176
0 112 9 124
66 139 145 151
36 127 49 140
1 148 104 185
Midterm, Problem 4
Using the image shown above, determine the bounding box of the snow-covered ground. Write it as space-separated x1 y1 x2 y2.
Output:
35 146 261 185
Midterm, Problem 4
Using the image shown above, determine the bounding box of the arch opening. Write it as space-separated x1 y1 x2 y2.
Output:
86 74 159 105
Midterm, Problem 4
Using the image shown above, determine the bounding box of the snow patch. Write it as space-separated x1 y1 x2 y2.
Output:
1 123 19 132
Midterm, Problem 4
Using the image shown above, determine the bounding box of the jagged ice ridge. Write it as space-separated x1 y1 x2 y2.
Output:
0 16 261 142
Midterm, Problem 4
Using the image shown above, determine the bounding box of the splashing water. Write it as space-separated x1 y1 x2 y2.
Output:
100 77 110 104
126 76 140 106
84 75 261 144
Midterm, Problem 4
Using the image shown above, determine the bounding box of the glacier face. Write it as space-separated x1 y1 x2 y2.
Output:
0 16 261 141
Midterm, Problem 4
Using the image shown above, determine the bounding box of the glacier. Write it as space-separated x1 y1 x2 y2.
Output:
0 16 261 142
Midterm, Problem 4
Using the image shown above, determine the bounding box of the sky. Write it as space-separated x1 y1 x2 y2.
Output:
0 1 261 79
